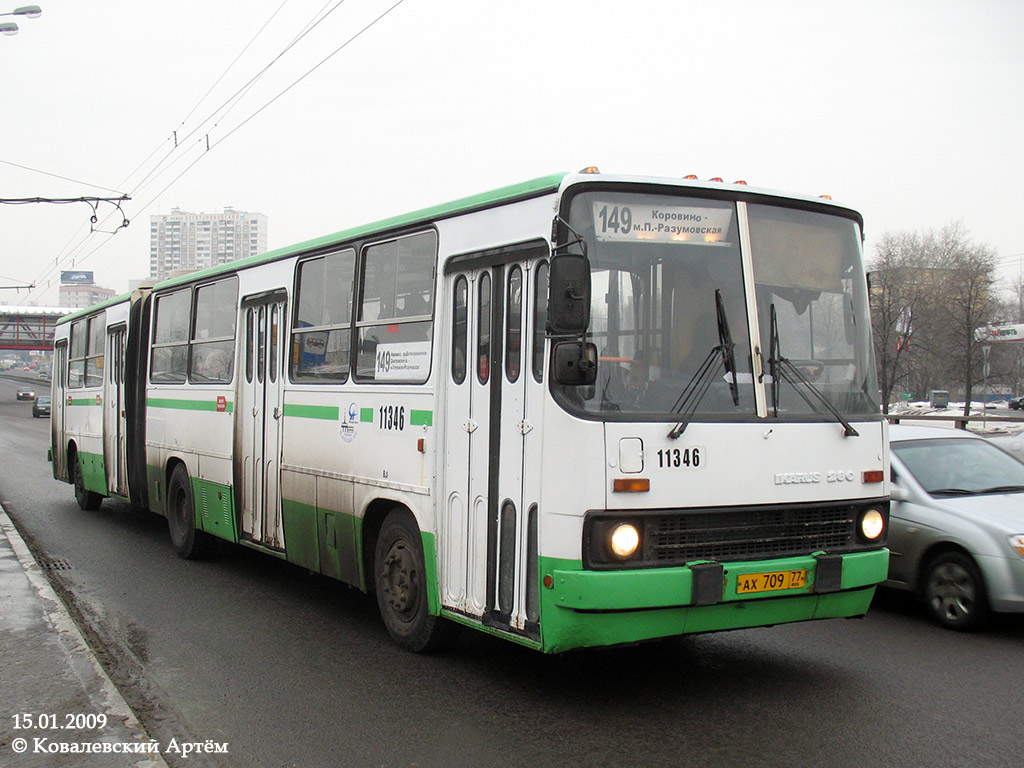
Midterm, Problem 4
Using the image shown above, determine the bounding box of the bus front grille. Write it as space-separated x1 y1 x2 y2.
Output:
646 504 858 564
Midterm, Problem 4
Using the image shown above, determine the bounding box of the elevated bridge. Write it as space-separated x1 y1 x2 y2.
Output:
0 305 74 351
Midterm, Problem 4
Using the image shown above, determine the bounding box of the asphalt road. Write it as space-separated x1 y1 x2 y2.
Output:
1 374 1023 768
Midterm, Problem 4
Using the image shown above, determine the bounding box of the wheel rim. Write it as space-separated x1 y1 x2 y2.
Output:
380 538 420 622
927 561 977 624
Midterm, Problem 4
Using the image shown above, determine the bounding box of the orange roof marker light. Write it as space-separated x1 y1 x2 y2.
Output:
579 166 601 174
683 174 699 180
709 177 724 182
819 194 833 200
734 180 748 185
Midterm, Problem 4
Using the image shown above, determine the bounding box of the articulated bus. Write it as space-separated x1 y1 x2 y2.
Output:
51 170 890 653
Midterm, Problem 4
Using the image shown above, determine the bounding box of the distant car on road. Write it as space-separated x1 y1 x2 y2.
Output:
1009 396 1024 410
32 395 51 418
887 425 1024 631
16 386 35 401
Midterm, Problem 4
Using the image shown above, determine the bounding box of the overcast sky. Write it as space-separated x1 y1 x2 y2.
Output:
2 0 1022 305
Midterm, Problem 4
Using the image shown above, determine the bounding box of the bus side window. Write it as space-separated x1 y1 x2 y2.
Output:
452 275 468 384
151 290 190 384
86 314 106 387
190 277 238 384
69 319 86 388
356 231 437 383
292 249 355 382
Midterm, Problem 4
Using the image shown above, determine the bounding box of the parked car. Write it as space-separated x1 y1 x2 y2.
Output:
1009 396 1024 410
32 395 51 418
15 386 35 401
887 424 1024 630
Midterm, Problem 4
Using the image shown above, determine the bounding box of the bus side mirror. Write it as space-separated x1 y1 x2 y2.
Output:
553 341 598 385
547 253 591 335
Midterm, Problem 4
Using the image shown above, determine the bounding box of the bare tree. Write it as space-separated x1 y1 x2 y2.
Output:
869 232 926 413
926 223 997 415
870 223 998 413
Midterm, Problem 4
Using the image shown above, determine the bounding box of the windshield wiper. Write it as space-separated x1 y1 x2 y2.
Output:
978 485 1024 494
929 488 975 496
667 290 739 439
768 303 858 438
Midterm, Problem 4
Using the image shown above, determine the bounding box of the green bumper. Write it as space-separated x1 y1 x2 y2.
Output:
539 549 889 653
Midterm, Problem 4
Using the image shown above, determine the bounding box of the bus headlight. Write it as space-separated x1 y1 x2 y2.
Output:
609 524 640 559
859 508 885 541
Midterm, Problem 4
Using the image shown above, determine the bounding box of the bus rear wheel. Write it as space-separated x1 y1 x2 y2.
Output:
167 466 215 560
373 508 455 652
72 453 103 511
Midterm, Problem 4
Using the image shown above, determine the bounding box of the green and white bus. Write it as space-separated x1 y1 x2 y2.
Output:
51 170 890 653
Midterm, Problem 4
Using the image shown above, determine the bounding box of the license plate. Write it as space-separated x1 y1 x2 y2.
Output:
735 569 807 594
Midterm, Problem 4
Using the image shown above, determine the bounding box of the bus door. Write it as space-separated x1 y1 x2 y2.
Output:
237 291 287 550
442 245 545 633
103 325 128 496
52 340 68 481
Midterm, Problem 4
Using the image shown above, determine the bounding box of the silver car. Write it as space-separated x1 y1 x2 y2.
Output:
887 425 1024 630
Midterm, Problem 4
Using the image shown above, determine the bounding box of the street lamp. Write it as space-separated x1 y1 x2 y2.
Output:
0 5 43 36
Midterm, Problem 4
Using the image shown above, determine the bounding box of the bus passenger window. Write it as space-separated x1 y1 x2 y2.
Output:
150 290 190 384
292 249 355 382
355 231 437 383
68 319 86 388
190 278 238 384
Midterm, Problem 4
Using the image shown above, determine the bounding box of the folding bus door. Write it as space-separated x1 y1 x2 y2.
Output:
237 291 287 550
103 325 128 497
51 340 68 481
441 243 546 634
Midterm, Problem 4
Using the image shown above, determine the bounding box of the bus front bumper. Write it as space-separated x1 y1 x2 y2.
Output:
538 549 889 652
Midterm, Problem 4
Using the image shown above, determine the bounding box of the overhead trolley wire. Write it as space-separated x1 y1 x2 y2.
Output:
25 0 408 301
23 0 333 299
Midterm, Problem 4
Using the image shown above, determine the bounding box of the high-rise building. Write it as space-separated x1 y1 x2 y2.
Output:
150 207 268 282
59 281 116 309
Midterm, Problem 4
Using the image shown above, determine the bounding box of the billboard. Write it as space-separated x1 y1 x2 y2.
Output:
61 270 94 284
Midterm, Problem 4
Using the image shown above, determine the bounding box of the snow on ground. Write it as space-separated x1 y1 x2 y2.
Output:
887 400 1024 459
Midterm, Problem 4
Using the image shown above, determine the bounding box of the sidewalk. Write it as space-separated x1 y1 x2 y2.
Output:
0 504 167 767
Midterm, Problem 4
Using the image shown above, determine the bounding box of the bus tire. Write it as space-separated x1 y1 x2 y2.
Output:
373 508 456 652
72 453 103 511
167 465 215 560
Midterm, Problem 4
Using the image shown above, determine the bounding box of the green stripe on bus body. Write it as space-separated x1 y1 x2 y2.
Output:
360 408 373 423
68 397 100 406
282 403 339 420
147 397 233 413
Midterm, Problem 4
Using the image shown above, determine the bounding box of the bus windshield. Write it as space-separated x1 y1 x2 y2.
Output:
559 189 879 421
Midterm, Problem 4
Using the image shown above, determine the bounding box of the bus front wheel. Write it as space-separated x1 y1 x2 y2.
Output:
373 508 455 652
166 466 215 560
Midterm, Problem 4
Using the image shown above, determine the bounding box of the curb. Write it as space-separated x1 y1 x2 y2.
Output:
0 504 169 768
